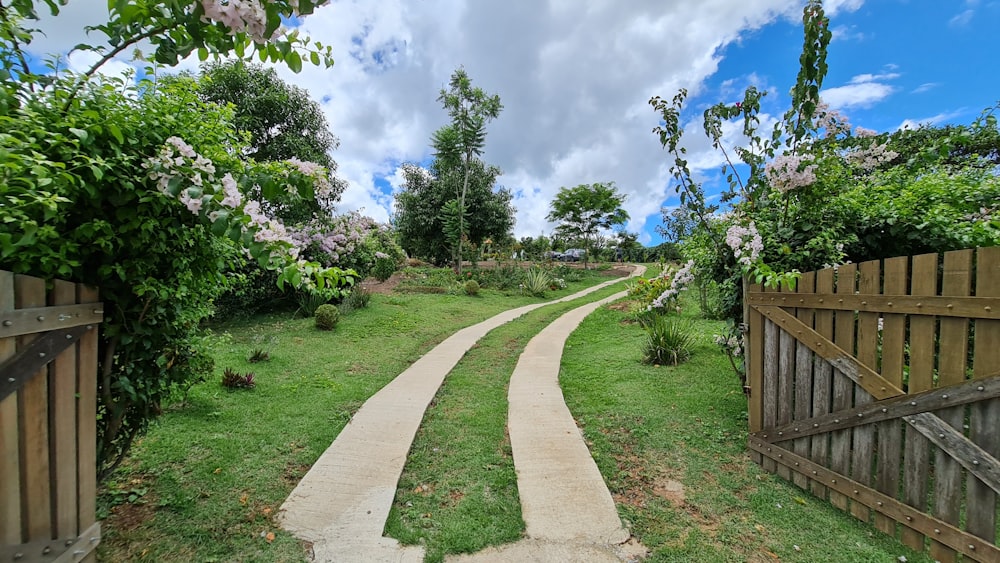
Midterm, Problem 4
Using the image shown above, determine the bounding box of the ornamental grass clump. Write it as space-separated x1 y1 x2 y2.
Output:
314 304 340 330
521 267 551 297
641 315 694 366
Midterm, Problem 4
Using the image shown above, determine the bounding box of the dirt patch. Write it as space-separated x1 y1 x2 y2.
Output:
282 462 311 485
106 499 156 532
358 272 405 295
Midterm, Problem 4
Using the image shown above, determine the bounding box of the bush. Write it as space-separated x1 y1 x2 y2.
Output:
296 290 332 317
486 263 524 290
341 286 371 313
221 368 256 389
315 304 341 330
464 279 480 296
522 267 551 297
372 254 397 282
641 315 694 366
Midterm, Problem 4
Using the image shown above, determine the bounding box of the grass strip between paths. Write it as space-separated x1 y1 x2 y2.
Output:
384 281 632 562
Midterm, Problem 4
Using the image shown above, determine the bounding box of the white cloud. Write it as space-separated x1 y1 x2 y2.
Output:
912 82 940 94
949 9 975 27
897 109 966 131
831 24 866 42
29 0 840 241
822 71 899 110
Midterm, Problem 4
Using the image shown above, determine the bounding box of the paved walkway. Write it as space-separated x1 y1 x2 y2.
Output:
279 265 645 562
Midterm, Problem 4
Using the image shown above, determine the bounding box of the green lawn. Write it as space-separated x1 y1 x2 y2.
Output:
98 264 933 562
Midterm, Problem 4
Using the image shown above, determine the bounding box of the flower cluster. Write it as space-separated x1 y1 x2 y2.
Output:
765 153 817 193
813 101 852 139
725 222 763 267
714 333 743 357
285 157 334 197
846 141 899 172
649 259 695 311
289 212 379 266
200 0 272 43
144 136 298 263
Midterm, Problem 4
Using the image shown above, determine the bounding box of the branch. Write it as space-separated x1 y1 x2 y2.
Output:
60 24 169 111
0 0 35 91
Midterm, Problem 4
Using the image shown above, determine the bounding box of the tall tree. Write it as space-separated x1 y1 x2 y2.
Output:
198 60 345 222
394 161 515 265
547 182 629 269
435 67 503 272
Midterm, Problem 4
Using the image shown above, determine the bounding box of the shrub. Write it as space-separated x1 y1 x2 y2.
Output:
487 263 524 290
315 304 341 330
341 286 371 313
296 290 332 317
221 368 256 389
247 349 270 363
372 253 398 282
522 268 551 297
641 315 694 366
464 279 480 296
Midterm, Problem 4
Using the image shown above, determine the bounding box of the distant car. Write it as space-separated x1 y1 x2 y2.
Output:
560 249 586 262
542 250 563 260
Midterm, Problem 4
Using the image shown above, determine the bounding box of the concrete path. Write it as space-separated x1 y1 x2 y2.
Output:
450 272 648 562
279 267 642 562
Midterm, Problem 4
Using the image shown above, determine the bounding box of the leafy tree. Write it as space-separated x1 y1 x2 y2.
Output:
434 68 503 272
394 161 515 265
197 61 345 223
0 0 348 478
546 182 630 269
657 206 696 243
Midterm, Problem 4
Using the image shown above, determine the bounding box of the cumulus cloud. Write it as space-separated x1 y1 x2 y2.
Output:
822 71 898 109
29 0 841 240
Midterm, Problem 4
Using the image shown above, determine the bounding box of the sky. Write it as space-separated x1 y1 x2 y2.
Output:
28 0 1000 246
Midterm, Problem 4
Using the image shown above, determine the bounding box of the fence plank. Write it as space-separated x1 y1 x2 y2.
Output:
77 284 99 536
792 271 815 490
763 317 779 474
810 268 835 500
927 250 972 563
50 280 79 539
850 260 879 523
15 275 52 542
829 263 857 513
901 252 938 551
875 256 907 537
969 247 1000 544
0 271 20 545
777 308 795 481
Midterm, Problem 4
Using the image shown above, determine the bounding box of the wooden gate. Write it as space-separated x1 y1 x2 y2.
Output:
747 248 1000 562
1 271 103 562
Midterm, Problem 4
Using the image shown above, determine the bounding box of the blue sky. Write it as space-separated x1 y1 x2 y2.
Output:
31 1 1000 247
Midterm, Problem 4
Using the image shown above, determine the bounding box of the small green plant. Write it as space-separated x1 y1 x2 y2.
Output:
247 348 270 363
464 279 480 296
521 267 551 297
488 263 524 290
341 286 372 314
315 304 341 330
296 289 332 317
221 367 256 389
641 314 694 366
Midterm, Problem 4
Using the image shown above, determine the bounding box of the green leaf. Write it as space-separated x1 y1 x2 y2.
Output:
69 128 89 142
310 51 320 66
287 51 302 73
106 123 124 144
197 47 209 61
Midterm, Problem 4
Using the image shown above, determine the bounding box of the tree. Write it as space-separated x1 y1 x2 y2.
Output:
0 0 348 478
435 68 503 272
546 182 629 269
394 161 515 265
197 61 345 223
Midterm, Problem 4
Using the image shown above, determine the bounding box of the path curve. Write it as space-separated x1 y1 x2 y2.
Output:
279 266 643 562
448 268 648 562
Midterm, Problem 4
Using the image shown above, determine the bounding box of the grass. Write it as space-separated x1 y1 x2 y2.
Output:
383 281 632 562
560 297 935 562
96 266 626 562
99 263 936 562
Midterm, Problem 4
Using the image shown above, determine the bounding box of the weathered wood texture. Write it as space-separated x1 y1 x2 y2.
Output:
747 248 1000 562
0 271 102 562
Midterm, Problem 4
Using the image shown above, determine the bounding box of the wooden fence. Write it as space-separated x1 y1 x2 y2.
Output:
1 271 103 563
747 247 1000 562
